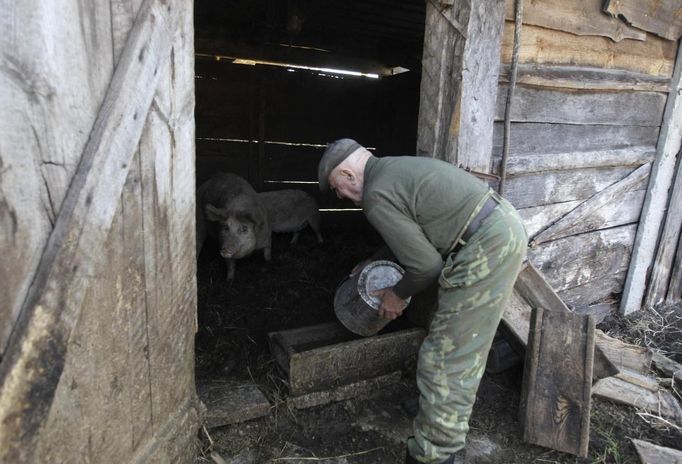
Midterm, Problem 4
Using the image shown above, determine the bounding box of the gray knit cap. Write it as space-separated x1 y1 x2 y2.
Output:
318 138 362 191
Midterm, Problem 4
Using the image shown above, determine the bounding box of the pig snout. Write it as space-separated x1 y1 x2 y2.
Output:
220 247 235 258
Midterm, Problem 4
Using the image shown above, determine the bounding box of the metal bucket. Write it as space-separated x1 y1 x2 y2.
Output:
333 260 411 336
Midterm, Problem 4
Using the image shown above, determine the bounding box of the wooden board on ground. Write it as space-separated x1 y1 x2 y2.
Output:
652 352 682 390
521 308 594 457
592 376 682 423
502 262 619 381
632 439 682 464
269 322 425 396
197 382 270 428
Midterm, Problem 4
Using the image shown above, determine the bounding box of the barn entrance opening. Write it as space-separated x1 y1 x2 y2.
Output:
193 0 426 407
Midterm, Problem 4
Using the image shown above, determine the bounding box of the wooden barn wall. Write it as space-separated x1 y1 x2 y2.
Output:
0 1 199 462
194 59 420 225
495 0 678 312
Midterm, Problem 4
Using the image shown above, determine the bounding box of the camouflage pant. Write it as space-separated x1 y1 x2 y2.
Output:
407 193 527 463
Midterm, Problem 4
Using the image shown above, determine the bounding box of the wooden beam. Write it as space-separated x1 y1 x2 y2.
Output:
501 23 676 78
520 308 593 457
646 149 682 307
504 0 646 42
519 189 645 240
197 383 270 428
593 377 682 423
0 1 174 460
621 44 682 314
499 64 671 92
417 0 506 172
497 147 654 176
631 439 682 464
530 163 651 247
495 85 666 126
603 0 682 41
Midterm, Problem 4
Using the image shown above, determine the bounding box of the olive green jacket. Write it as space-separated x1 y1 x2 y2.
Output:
362 156 490 298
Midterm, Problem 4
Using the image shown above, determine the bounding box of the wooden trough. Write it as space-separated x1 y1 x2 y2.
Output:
268 322 425 408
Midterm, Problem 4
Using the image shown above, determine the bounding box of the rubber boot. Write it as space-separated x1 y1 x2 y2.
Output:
405 449 465 464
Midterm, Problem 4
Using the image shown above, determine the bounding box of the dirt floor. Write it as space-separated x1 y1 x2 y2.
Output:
194 223 682 464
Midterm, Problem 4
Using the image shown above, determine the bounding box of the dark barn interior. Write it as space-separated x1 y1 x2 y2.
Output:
193 0 426 385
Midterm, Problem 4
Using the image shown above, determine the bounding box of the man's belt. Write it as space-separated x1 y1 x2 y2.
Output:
461 196 499 243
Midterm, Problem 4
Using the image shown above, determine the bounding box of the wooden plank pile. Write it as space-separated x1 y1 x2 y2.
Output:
503 262 682 458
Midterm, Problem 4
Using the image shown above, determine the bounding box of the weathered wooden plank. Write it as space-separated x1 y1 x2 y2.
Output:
519 189 645 239
647 149 682 307
418 0 506 172
501 23 676 78
497 147 654 176
594 331 652 374
622 44 682 315
198 383 270 428
499 64 671 92
558 272 627 309
521 308 593 457
530 163 651 246
495 85 666 126
492 123 660 156
604 0 682 41
593 376 682 423
652 352 682 390
501 263 618 381
504 166 637 209
504 0 645 42
289 371 403 410
571 303 615 325
269 322 425 396
529 225 636 294
631 439 682 464
0 0 116 357
0 1 175 460
139 2 197 436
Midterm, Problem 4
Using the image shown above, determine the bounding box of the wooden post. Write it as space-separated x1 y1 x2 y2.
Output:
621 43 682 315
417 0 506 172
520 307 594 457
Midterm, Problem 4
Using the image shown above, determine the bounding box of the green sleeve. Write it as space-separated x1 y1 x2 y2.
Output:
365 202 443 299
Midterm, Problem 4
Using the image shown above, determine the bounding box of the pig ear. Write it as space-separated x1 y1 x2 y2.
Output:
205 204 227 222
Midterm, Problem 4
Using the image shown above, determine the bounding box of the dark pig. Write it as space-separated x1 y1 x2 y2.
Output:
197 172 271 281
257 190 323 244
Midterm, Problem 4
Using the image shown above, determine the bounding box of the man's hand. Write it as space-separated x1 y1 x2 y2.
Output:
371 287 408 320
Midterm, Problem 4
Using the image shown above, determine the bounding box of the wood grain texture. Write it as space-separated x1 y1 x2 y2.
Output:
269 322 425 396
530 163 651 246
593 376 682 422
497 147 654 176
0 0 175 461
495 85 666 126
621 44 682 314
0 0 116 356
529 225 637 294
501 23 676 77
632 439 682 464
499 64 671 92
604 0 682 41
503 166 638 209
519 189 645 240
521 308 593 457
198 383 270 428
492 123 660 156
418 0 505 172
504 0 646 42
646 147 682 307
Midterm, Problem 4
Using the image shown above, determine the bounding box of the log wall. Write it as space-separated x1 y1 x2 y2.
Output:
496 0 679 313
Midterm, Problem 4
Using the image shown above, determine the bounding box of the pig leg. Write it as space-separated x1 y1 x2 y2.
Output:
225 258 236 281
